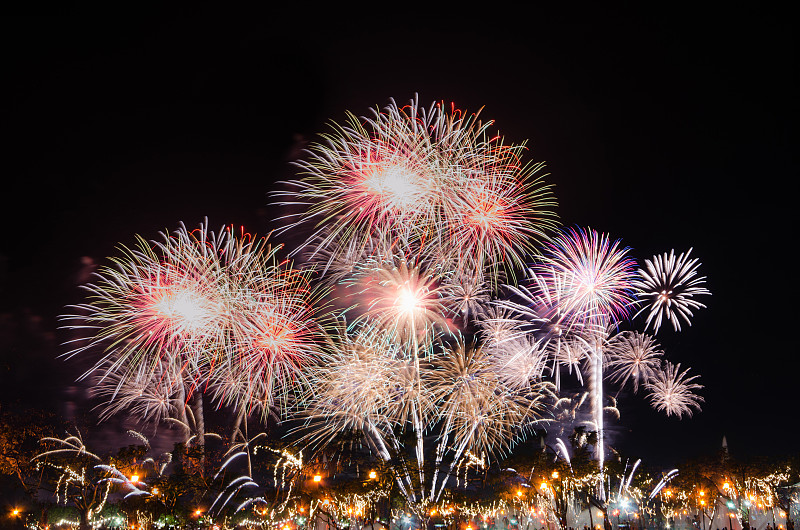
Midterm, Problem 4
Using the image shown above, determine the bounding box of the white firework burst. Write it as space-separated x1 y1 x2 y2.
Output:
487 335 550 391
301 323 402 449
645 361 704 418
91 356 190 428
605 331 663 393
633 248 710 333
440 266 491 323
429 340 551 459
351 248 450 348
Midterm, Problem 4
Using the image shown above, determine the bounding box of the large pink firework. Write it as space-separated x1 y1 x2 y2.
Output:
275 97 557 283
63 221 328 425
64 223 231 376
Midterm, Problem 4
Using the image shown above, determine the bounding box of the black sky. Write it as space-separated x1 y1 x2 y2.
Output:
0 9 795 465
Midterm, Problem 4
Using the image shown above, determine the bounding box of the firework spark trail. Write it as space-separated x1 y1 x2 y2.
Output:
633 248 711 333
553 437 572 470
645 362 704 418
587 332 607 497
649 469 679 500
621 458 641 496
95 465 150 500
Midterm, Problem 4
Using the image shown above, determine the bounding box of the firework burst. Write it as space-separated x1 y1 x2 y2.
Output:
440 266 491 322
63 223 230 377
645 361 704 418
275 96 557 283
541 227 638 331
486 335 550 392
63 221 329 427
349 244 451 348
430 340 552 459
633 248 710 333
605 331 663 393
301 323 403 452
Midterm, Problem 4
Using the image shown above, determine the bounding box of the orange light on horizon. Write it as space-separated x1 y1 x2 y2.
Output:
369 471 377 479
313 475 322 482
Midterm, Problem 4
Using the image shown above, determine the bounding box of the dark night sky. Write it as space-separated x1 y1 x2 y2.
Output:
0 9 795 465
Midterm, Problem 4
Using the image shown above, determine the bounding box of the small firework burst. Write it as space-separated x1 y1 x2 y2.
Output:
350 246 450 348
440 266 491 322
487 335 550 391
500 266 577 338
429 340 551 458
645 362 704 418
476 305 525 350
633 248 710 333
605 331 663 393
91 356 189 427
542 227 638 331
